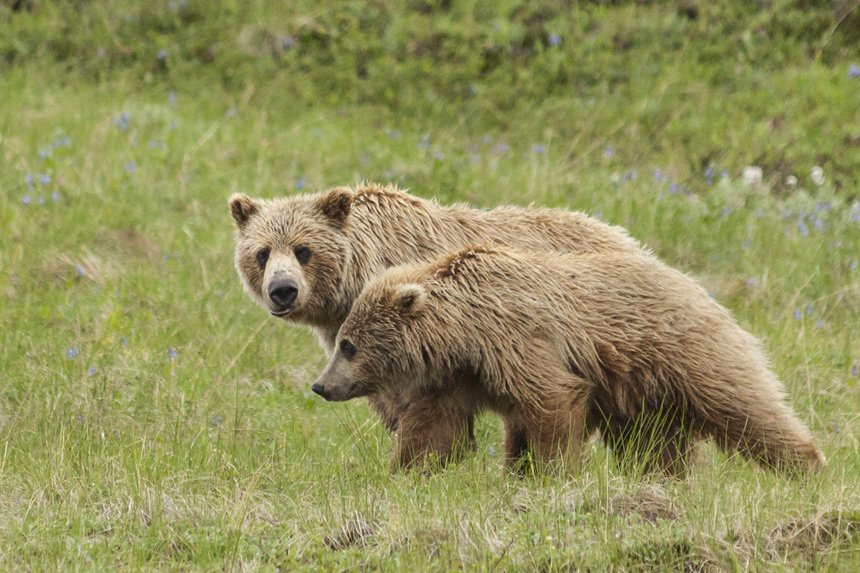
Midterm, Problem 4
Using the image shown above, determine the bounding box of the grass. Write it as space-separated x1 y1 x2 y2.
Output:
1 0 860 569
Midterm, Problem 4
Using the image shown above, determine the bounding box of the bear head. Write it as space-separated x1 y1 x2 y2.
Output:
312 277 429 402
229 187 353 325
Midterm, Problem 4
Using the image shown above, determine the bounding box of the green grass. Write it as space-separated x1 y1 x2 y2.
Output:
1 0 860 569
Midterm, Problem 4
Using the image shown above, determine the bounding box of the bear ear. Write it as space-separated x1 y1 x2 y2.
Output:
317 187 353 225
392 283 427 315
229 193 259 230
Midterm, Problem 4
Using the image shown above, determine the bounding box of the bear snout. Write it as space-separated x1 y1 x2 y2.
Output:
268 278 298 311
311 381 329 400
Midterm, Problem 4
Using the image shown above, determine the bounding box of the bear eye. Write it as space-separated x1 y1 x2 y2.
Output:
340 339 356 360
295 246 312 265
255 248 270 268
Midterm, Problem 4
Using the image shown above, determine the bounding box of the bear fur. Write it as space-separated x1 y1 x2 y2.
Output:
229 183 644 443
313 245 824 475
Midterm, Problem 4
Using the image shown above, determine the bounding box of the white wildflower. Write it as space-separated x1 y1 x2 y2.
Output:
786 175 797 186
811 166 825 186
742 166 763 186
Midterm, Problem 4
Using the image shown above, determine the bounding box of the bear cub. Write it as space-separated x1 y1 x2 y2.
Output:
313 245 824 475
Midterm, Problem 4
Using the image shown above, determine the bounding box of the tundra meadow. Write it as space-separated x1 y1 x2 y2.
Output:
2 1 860 570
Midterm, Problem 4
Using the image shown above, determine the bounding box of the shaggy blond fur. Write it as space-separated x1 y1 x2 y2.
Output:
314 245 824 475
229 183 643 443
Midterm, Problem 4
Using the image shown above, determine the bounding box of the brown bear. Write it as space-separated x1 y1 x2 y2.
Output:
229 183 643 446
312 245 824 475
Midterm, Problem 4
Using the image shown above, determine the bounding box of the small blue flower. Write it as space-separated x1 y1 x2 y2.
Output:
124 161 136 173
482 134 493 144
39 148 52 159
806 304 813 315
547 33 561 46
38 195 45 205
532 143 547 155
784 228 791 236
746 278 756 286
418 137 431 150
797 220 809 237
721 206 733 218
22 195 31 205
604 145 615 158
668 182 678 194
816 319 823 328
433 150 445 161
88 366 98 376
114 112 131 131
149 140 159 149
156 48 168 61
51 191 60 202
25 173 34 189
168 91 178 105
386 129 401 140
67 347 80 358
281 36 294 50
39 174 51 185
704 167 714 178
488 446 496 456
793 308 801 320
471 153 481 163
754 209 763 218
491 142 509 155
468 85 477 96
168 348 178 359
295 177 307 190
850 261 858 271
225 108 236 119
169 120 178 130
849 63 860 79
121 337 129 346
852 364 859 377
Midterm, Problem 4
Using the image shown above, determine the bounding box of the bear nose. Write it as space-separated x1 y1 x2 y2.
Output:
268 279 298 309
311 382 328 399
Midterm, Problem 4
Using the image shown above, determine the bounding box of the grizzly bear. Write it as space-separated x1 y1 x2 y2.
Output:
229 183 643 446
312 245 824 475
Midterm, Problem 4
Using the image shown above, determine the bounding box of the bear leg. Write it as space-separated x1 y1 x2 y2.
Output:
710 405 824 473
393 388 478 471
520 381 591 473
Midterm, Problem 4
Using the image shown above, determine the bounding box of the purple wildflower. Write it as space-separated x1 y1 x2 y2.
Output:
67 347 80 358
121 337 129 346
793 308 801 320
281 36 294 50
124 162 136 173
39 174 51 185
168 348 178 359
51 191 60 202
156 48 168 61
746 278 756 286
114 112 131 131
482 134 493 144
849 63 860 79
852 364 859 377
295 178 307 190
25 173 34 189
22 195 31 205
491 142 509 155
532 143 547 155
88 366 98 376
547 33 561 47
604 145 615 158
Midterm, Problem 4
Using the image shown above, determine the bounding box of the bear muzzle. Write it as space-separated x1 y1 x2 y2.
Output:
267 278 298 314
